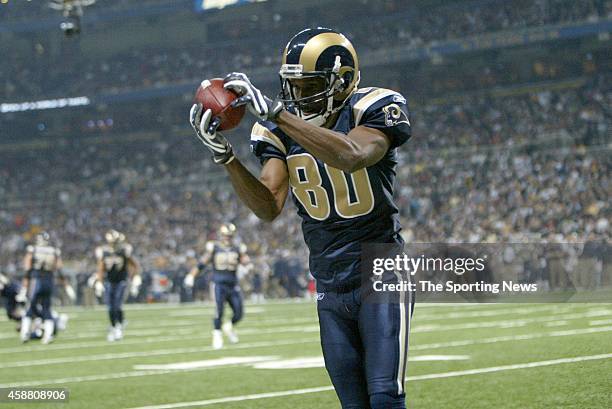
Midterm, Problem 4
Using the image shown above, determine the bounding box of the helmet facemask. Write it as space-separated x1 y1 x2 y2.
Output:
105 229 125 249
36 232 50 246
279 56 350 127
219 223 236 244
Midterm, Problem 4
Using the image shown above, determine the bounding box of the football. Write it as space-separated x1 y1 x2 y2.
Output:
194 78 245 131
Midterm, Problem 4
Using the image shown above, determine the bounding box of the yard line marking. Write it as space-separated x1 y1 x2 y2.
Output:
543 320 568 327
589 318 612 326
411 355 470 361
406 353 612 381
0 322 318 354
0 320 315 354
78 316 316 332
413 309 612 333
167 307 265 317
4 323 612 368
120 353 612 409
411 325 612 351
0 338 320 369
415 305 574 322
4 325 612 383
251 355 470 370
133 356 277 370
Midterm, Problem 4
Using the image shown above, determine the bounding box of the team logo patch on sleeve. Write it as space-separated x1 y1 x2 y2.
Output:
382 103 410 127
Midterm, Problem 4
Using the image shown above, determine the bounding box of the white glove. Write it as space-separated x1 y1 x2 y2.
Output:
15 286 28 303
224 72 283 122
0 273 7 291
94 280 105 298
130 275 142 297
189 104 234 164
184 274 194 289
65 285 76 302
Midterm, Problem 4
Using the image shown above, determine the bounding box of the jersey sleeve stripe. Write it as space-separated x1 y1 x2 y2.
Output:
353 88 401 126
251 123 287 155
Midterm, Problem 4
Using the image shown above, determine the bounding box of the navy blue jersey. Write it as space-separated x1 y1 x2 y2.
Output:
250 87 412 291
96 243 133 283
201 241 247 284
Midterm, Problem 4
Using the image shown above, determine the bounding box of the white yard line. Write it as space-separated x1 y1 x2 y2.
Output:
411 325 612 351
3 317 612 368
120 353 612 409
413 309 611 333
589 318 612 326
3 324 612 374
0 338 320 369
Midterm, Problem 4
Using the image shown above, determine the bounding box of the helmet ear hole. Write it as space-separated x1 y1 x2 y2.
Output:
341 72 353 90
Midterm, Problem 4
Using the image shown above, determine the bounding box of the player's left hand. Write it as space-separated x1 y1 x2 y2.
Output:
223 72 283 122
94 280 105 298
183 274 194 289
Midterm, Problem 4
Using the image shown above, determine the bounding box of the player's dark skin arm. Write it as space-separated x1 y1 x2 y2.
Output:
224 157 289 222
187 252 212 279
275 110 391 173
127 257 141 279
22 252 32 290
96 260 105 282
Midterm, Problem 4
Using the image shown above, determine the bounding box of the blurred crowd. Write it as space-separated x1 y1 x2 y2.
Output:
1 75 609 299
1 0 609 100
1 0 610 300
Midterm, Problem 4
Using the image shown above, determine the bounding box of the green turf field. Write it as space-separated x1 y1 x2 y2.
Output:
1 301 611 408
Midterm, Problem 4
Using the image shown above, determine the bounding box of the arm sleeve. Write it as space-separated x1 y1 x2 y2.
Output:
354 90 412 149
250 121 288 165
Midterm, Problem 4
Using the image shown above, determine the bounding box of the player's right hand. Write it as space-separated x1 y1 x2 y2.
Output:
183 274 194 289
189 103 235 165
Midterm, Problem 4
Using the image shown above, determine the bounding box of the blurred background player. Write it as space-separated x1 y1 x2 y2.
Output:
0 272 26 330
184 223 249 349
1 272 69 340
20 232 74 344
94 229 141 342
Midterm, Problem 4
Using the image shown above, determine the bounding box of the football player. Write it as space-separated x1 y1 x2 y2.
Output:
19 232 74 344
1 272 25 328
1 273 69 339
94 229 141 342
184 223 249 349
189 28 413 408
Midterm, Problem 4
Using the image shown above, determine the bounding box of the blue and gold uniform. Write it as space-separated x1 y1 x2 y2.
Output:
252 86 411 291
96 242 133 328
252 85 413 408
201 241 247 330
25 243 61 322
